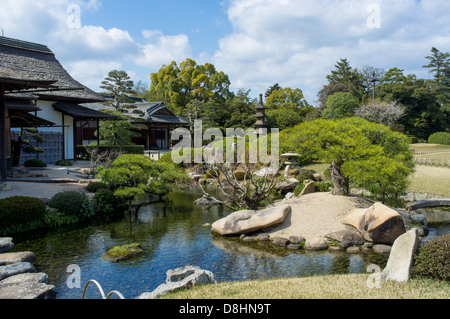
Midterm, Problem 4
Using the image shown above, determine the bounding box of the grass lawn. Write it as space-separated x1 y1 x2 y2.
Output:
408 166 450 197
162 274 449 299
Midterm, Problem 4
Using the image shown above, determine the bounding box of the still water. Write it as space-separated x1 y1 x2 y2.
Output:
11 188 449 299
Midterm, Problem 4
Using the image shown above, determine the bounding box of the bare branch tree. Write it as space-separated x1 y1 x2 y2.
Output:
355 100 405 127
208 161 282 210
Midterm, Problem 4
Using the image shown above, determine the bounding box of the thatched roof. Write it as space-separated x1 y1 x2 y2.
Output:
0 36 106 103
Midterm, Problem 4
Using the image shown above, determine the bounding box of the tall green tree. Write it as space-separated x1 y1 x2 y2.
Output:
423 47 450 85
322 92 360 120
318 58 366 108
265 87 312 116
149 59 231 114
378 69 445 139
100 70 136 111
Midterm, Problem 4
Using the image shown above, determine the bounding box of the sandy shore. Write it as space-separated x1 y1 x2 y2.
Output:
267 192 375 240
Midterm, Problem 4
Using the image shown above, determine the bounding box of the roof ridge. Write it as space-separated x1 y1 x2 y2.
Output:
0 36 53 54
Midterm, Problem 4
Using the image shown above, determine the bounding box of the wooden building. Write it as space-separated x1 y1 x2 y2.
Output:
0 36 115 165
83 99 189 153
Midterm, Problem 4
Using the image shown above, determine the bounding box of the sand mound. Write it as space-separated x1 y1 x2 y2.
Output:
267 192 374 240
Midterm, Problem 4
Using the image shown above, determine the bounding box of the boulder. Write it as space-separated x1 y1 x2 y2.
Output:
271 237 290 247
211 204 291 236
346 246 361 254
137 266 216 299
298 180 315 197
380 229 421 282
304 237 328 251
194 195 222 206
242 236 258 243
289 236 306 244
256 233 271 242
373 244 391 255
0 238 14 253
341 203 406 245
325 230 365 248
0 252 37 266
0 262 36 281
275 179 298 194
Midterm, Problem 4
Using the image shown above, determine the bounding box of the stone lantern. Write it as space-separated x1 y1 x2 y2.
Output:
281 152 302 179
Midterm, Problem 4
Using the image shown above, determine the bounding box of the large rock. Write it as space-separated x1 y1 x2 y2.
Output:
298 180 315 197
211 204 291 236
325 229 365 248
137 266 216 299
380 229 421 282
304 237 328 251
341 203 406 245
0 238 14 253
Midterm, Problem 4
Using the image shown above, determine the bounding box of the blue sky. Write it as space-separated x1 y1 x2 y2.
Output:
1 0 449 105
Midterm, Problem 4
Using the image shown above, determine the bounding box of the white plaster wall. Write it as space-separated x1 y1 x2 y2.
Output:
35 100 75 160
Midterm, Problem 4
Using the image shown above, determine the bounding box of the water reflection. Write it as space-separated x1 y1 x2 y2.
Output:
10 188 447 299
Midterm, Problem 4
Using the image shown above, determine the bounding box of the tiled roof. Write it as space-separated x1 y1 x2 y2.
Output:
81 100 189 124
53 102 118 120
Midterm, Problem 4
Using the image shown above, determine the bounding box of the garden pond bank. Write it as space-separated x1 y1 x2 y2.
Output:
7 188 450 299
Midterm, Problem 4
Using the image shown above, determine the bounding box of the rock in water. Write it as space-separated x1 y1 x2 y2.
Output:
380 229 421 282
194 195 222 206
137 266 216 299
211 204 291 236
102 243 143 263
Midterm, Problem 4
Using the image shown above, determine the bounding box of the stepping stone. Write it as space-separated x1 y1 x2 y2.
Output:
0 252 37 266
0 238 14 253
0 262 37 281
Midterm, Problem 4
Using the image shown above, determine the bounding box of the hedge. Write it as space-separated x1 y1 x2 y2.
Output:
77 145 145 159
428 132 450 145
0 196 47 236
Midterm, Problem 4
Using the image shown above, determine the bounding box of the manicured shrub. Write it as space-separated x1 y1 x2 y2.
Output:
55 159 73 166
406 135 418 144
428 132 450 145
296 170 315 183
412 233 450 281
86 181 109 193
94 188 126 215
0 196 47 235
24 159 47 168
48 191 94 220
315 181 333 192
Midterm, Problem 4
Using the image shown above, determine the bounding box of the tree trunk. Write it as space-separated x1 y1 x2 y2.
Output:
329 161 349 196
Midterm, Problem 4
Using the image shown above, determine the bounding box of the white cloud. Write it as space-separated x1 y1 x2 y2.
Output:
65 60 123 92
135 30 192 69
211 0 450 104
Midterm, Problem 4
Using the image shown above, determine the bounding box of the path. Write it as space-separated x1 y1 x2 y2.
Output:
0 162 93 200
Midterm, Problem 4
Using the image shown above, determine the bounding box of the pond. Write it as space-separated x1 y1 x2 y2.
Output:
10 188 450 299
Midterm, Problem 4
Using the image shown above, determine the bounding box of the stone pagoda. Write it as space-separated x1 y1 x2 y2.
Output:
255 94 268 135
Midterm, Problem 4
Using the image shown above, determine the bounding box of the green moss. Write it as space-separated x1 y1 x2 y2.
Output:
103 243 144 262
